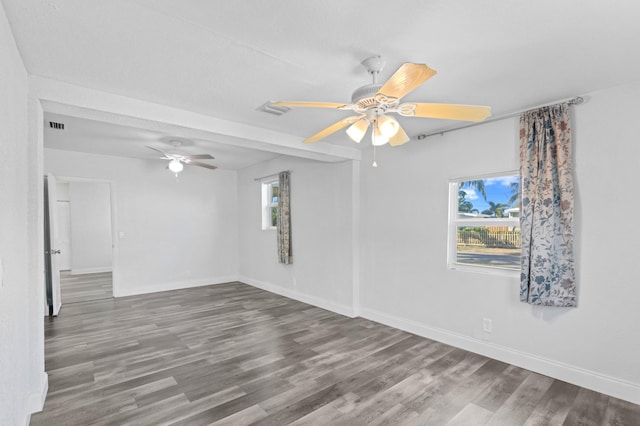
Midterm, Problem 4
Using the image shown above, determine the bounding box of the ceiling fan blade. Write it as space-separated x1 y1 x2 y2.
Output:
146 145 172 157
187 160 217 170
271 101 347 109
399 103 491 122
304 116 360 143
184 154 214 161
389 126 410 147
377 63 437 100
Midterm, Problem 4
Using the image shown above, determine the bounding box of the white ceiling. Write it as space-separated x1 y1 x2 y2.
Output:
5 0 640 167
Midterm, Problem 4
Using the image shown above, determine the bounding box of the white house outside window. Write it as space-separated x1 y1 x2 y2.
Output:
448 172 521 275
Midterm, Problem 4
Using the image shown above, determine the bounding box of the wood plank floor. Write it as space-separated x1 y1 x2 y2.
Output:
60 271 113 304
31 282 640 425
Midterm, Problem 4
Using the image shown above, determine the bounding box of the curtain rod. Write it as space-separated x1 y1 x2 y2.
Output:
254 170 291 182
418 96 584 140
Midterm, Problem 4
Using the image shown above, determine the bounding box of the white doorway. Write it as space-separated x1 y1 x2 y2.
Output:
47 177 117 308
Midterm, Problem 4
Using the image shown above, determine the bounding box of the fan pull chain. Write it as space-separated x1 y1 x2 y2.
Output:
372 145 378 168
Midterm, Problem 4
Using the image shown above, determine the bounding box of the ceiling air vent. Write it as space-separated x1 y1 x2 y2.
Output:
257 101 290 116
49 121 65 130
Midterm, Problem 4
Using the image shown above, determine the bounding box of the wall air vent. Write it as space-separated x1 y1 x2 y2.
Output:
257 101 290 116
49 121 65 130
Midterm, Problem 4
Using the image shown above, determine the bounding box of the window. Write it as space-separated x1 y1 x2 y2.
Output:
261 179 279 230
448 172 521 274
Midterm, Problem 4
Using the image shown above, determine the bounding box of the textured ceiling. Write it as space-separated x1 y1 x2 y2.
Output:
4 0 640 165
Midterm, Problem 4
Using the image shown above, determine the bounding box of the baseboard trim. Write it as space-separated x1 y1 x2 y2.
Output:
239 276 355 318
360 307 640 405
70 267 112 275
24 373 48 425
116 275 238 297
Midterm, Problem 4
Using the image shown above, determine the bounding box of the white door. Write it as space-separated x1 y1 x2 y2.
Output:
44 174 62 316
57 201 71 270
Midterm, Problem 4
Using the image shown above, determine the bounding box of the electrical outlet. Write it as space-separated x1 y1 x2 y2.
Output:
482 318 493 333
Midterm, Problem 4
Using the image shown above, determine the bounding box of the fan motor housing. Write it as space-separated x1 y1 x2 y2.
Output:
351 84 382 109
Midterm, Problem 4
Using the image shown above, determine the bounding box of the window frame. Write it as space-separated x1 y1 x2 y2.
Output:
447 171 521 277
261 178 279 231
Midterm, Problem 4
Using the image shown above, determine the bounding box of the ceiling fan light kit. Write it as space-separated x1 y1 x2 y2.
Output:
372 121 389 146
346 118 369 143
146 140 217 176
377 114 399 139
272 55 492 163
168 159 184 173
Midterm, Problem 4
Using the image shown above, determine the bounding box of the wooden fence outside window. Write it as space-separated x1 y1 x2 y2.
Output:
457 229 521 248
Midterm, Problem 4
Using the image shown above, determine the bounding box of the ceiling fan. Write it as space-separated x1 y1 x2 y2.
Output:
272 55 491 147
146 140 217 175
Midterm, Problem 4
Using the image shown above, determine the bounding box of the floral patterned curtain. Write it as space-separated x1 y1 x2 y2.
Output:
519 104 576 307
277 171 292 264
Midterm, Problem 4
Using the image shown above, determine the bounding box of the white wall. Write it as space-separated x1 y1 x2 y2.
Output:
56 181 69 201
358 81 640 403
237 157 355 316
68 181 113 274
56 201 72 270
45 149 239 296
56 182 72 270
0 4 46 425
